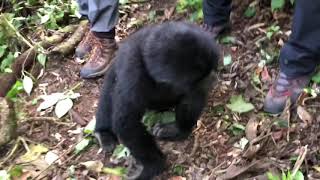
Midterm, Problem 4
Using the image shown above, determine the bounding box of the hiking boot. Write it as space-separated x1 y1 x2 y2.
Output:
75 31 98 59
201 22 231 39
80 37 117 79
263 72 312 114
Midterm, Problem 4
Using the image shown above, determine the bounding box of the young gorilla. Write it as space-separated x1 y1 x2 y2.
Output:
95 21 219 180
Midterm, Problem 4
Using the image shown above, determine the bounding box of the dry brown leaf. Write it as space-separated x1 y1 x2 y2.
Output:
272 130 284 141
164 7 175 19
245 117 259 141
297 106 313 126
242 144 261 159
168 176 186 180
12 171 32 180
217 160 259 180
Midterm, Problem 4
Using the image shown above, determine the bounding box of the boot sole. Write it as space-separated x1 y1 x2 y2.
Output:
80 61 113 79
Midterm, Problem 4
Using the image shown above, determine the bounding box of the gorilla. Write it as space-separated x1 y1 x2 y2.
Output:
94 21 220 180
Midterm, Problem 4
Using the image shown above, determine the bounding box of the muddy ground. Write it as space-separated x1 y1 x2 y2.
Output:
2 0 320 179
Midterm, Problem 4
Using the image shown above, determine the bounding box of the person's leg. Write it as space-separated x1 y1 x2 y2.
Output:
202 0 232 39
77 0 89 17
76 0 119 79
264 0 320 113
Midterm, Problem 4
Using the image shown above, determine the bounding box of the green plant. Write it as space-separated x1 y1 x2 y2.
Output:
142 111 176 131
271 0 295 12
176 0 203 22
267 170 304 180
266 25 280 39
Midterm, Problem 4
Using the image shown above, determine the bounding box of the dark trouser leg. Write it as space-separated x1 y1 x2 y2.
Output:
264 0 320 114
280 0 320 77
203 0 232 26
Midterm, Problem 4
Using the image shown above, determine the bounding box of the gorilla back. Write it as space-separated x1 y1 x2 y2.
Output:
95 21 219 180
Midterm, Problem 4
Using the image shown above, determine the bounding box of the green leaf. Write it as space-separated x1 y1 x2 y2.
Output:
230 123 246 136
252 73 261 85
9 165 23 177
142 111 176 131
102 167 127 176
0 45 7 58
311 72 320 83
0 52 15 72
6 80 24 100
220 36 236 44
223 54 232 66
286 171 291 179
244 6 256 18
173 165 185 176
273 119 289 128
0 170 9 180
84 119 96 134
271 0 285 11
266 31 273 39
119 0 129 5
226 95 254 113
112 144 130 160
75 138 91 154
37 53 47 67
294 171 304 180
4 68 12 73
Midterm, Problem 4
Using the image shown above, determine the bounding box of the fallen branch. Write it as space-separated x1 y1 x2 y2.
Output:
51 20 89 55
292 145 308 177
0 21 87 97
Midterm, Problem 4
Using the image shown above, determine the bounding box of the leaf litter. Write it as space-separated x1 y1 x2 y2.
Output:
2 0 320 179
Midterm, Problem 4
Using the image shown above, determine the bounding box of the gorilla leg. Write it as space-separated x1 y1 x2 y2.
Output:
94 64 118 152
112 89 166 180
153 72 216 141
153 89 207 141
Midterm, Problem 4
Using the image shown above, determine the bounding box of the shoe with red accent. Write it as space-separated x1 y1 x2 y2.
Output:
263 72 312 114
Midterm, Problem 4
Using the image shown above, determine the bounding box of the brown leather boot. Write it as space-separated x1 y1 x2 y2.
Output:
75 31 98 59
80 37 117 79
202 23 231 40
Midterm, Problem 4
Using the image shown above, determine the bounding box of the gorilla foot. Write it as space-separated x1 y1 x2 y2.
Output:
152 122 189 141
94 131 118 153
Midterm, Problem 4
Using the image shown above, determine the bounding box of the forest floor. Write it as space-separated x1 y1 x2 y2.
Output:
2 0 320 179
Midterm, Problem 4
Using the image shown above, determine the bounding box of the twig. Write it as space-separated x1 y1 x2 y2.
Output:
292 145 308 177
21 117 73 126
31 146 75 180
31 135 91 180
251 81 266 96
63 82 83 94
190 133 200 156
209 161 227 178
0 137 30 167
245 23 266 32
2 15 34 48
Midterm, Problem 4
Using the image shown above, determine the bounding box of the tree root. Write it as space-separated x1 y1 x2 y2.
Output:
0 20 88 97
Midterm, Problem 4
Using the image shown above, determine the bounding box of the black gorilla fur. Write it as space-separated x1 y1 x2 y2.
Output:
94 21 220 180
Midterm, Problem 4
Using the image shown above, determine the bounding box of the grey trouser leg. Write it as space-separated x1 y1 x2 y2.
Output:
77 0 119 32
